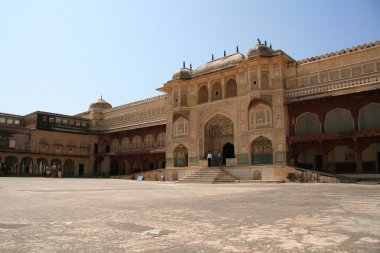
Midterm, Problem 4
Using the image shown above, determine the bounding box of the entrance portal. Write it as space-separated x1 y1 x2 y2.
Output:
222 142 235 165
174 144 188 167
204 114 234 165
251 136 273 164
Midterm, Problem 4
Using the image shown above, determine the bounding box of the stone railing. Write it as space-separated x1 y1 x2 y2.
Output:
286 73 380 101
98 114 166 132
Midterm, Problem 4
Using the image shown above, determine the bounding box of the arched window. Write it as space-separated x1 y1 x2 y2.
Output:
111 139 119 152
132 136 142 150
173 117 188 136
157 132 166 148
211 82 222 101
251 136 273 164
225 78 237 98
325 108 354 133
144 134 155 149
249 103 272 129
359 103 380 130
198 85 208 104
121 137 129 151
295 113 321 135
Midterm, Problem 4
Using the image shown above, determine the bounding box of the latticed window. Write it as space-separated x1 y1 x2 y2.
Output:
250 104 272 129
157 132 166 148
121 137 129 151
111 139 119 152
132 136 142 150
173 118 188 136
144 134 154 149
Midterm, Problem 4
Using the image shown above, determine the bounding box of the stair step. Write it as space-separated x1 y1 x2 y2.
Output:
178 168 236 183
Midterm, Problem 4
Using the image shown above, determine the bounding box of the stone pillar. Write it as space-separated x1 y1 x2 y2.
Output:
355 150 363 173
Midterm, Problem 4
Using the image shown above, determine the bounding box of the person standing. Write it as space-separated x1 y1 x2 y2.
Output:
52 163 57 178
217 151 222 166
207 151 212 167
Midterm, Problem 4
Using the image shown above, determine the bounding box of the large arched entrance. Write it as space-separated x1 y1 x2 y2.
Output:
251 136 273 164
5 156 18 175
64 159 75 177
174 144 188 167
204 114 234 165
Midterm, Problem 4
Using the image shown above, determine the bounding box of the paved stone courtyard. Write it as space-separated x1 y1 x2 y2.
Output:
0 178 379 253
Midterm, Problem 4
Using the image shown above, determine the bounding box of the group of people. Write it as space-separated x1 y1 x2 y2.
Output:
0 162 63 178
207 150 222 167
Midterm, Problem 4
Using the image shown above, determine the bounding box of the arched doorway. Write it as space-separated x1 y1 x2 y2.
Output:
5 156 18 175
222 142 235 165
174 144 188 167
36 158 48 176
204 114 234 164
21 157 33 175
251 136 273 164
64 159 75 177
110 159 119 176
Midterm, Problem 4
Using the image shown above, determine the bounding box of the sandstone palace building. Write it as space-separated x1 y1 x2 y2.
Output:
1 40 380 180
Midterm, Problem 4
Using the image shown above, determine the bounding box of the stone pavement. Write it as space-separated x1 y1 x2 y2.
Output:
0 178 379 253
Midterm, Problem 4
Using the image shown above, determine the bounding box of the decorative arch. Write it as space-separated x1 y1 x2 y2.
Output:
21 157 33 174
157 132 166 148
203 114 234 160
36 158 48 175
359 103 380 130
248 100 272 129
5 156 18 174
121 137 129 151
51 158 62 167
251 136 273 164
110 139 120 152
173 117 188 136
225 78 237 98
198 85 208 104
295 112 321 135
132 136 142 150
102 141 110 153
144 134 155 149
211 82 222 101
325 108 354 133
173 144 188 167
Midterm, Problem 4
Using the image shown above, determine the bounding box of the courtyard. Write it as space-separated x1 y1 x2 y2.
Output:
0 178 379 253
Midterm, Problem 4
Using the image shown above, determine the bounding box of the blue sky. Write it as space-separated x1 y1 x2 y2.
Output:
0 0 379 115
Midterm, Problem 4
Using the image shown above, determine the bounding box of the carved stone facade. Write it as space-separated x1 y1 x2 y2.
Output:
1 40 380 179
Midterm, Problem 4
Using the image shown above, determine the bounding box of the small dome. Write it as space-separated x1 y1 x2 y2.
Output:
247 43 273 58
172 67 192 80
89 96 112 111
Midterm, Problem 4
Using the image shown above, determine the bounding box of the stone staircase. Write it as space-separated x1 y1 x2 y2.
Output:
178 168 236 183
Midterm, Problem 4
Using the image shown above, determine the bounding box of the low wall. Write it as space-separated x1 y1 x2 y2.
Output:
224 165 296 181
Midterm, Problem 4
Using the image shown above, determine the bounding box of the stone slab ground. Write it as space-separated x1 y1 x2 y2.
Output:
0 178 379 253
